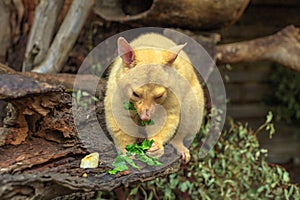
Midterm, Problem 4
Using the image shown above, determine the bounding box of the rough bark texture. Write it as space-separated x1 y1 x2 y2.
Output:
94 0 250 30
216 25 300 72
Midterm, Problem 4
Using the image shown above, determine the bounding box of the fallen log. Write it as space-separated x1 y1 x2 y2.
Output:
94 0 250 30
0 72 182 199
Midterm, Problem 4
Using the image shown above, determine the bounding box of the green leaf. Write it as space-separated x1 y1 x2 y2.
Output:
141 119 155 126
179 181 192 192
266 111 273 123
147 119 155 125
82 91 90 96
91 96 99 102
136 154 162 166
147 191 153 200
76 90 81 104
109 139 161 174
124 102 136 111
108 162 128 175
283 171 290 182
108 155 129 174
170 176 179 189
141 139 154 150
224 74 230 82
123 102 155 125
123 155 140 170
125 139 154 153
225 64 232 70
129 187 139 196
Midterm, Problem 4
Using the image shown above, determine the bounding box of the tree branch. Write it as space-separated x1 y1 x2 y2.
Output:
32 0 94 73
216 25 300 72
22 0 64 72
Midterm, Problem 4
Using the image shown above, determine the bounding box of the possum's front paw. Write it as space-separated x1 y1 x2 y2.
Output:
146 141 164 158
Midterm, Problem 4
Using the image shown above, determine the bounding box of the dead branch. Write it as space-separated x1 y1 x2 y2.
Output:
32 0 94 73
216 25 300 72
22 0 64 72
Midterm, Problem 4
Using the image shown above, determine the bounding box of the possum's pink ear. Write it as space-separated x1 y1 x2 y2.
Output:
165 43 187 64
118 37 135 65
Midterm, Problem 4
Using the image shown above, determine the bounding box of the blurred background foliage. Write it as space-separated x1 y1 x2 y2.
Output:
267 65 300 125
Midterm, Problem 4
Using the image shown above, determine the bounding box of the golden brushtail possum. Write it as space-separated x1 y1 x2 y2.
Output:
104 33 204 163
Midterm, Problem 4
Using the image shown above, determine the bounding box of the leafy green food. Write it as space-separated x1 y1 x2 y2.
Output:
124 102 136 111
108 153 140 175
108 157 128 175
123 102 154 126
108 139 162 175
141 119 155 126
125 139 154 153
136 154 162 166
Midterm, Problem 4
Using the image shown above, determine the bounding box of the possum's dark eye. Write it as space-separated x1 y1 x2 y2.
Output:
132 91 140 98
154 94 164 99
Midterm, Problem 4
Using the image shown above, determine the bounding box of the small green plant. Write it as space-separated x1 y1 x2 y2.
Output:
254 111 275 138
108 139 162 175
124 102 155 126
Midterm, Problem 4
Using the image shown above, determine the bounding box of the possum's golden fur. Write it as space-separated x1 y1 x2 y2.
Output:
104 33 204 163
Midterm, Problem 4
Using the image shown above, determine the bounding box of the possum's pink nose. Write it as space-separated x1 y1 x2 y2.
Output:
140 109 151 121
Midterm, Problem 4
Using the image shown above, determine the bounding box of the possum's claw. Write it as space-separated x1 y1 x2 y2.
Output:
146 141 164 158
180 148 191 163
170 142 191 163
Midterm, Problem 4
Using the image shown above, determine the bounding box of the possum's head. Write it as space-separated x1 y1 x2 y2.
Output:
130 83 167 121
117 36 185 121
